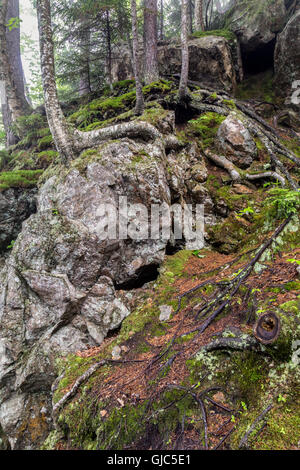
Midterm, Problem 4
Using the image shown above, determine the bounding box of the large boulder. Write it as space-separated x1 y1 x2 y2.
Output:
214 0 287 52
0 135 172 449
216 113 257 169
111 36 237 92
158 36 237 92
0 188 37 253
274 10 300 116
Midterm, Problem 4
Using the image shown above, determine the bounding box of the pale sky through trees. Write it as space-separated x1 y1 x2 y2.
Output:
20 0 39 83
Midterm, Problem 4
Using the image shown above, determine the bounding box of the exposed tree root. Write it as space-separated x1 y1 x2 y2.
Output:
246 171 286 187
204 150 241 181
196 335 264 356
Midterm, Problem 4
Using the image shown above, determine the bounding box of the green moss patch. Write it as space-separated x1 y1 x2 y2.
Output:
0 170 43 191
188 112 226 149
191 29 237 43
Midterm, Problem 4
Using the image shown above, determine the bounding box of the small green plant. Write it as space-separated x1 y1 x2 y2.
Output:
237 206 254 217
241 401 248 411
264 188 300 219
287 259 300 266
192 250 205 258
277 394 287 403
7 240 15 249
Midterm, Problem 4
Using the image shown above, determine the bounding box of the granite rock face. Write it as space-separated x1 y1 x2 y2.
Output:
274 10 300 118
0 134 173 449
0 188 37 253
213 0 287 52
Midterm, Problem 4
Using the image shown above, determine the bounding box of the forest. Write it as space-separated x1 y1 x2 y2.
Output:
0 0 299 453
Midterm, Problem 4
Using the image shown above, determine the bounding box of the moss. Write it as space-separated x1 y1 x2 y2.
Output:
235 70 276 103
0 169 43 191
37 134 54 150
188 112 226 149
207 214 250 254
191 29 237 43
231 402 300 450
223 99 236 110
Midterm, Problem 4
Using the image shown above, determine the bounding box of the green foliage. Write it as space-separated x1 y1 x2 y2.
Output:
192 29 236 43
264 188 300 219
235 70 276 103
0 170 43 191
37 135 54 150
6 16 22 31
188 112 226 148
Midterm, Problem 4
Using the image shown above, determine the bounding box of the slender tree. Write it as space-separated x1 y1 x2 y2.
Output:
78 12 91 96
0 0 30 146
159 0 164 40
195 0 205 31
131 0 144 114
144 0 159 84
178 0 189 102
36 0 76 163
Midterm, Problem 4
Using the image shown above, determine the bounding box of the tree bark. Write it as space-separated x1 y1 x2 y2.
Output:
159 0 164 40
131 0 144 115
179 0 189 102
78 13 91 96
106 9 113 90
144 0 159 84
195 0 205 31
0 0 29 146
36 0 76 163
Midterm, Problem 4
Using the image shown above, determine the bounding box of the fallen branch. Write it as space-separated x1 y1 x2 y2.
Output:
238 403 274 449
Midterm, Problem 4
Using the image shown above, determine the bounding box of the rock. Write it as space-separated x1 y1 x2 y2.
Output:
216 114 257 169
112 346 122 360
190 161 208 183
159 305 173 322
274 10 300 116
213 0 287 53
111 36 237 92
0 188 37 253
158 36 237 92
0 136 172 449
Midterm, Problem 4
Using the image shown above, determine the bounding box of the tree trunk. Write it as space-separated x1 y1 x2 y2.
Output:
179 0 189 102
131 0 144 115
195 0 205 31
36 0 75 164
159 0 164 40
187 0 193 34
0 0 29 146
144 0 159 84
106 9 113 90
78 14 91 96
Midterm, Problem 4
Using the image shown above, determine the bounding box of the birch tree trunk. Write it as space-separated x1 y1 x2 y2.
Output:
179 0 189 102
131 0 144 115
144 0 159 84
195 0 205 31
36 0 76 164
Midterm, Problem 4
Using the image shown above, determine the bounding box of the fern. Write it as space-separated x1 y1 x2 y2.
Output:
264 188 300 219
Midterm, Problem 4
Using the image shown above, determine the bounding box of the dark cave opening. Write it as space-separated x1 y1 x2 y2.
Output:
175 102 198 124
241 38 276 76
115 263 160 290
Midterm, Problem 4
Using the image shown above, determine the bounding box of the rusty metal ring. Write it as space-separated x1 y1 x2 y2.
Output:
253 312 281 345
